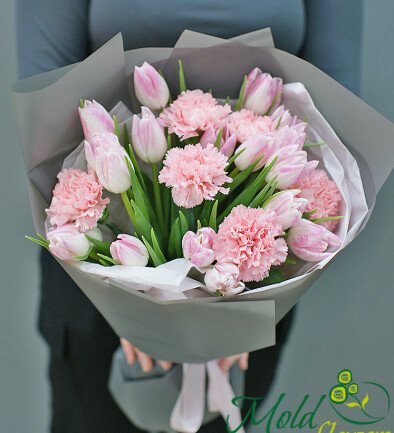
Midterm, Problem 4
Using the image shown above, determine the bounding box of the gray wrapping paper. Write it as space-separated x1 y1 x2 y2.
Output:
10 31 394 365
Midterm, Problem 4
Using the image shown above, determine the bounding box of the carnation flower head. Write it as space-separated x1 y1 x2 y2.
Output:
226 109 274 143
46 168 109 231
158 143 231 208
213 205 288 282
291 168 342 231
159 90 231 140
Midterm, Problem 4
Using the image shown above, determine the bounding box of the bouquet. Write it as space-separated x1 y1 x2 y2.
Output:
12 30 393 433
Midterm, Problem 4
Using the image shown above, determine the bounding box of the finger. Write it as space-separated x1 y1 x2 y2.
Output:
135 348 154 372
238 353 249 371
218 354 239 372
120 338 135 365
158 360 172 371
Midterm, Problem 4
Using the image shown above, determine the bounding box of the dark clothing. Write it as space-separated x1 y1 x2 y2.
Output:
17 0 362 431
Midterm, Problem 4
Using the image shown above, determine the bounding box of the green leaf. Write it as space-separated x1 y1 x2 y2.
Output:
127 144 146 190
260 268 285 286
303 141 325 148
234 75 247 111
312 216 343 223
25 235 49 248
214 129 223 149
85 235 111 255
178 211 189 236
98 258 110 267
142 236 165 267
208 200 218 231
178 59 187 93
150 228 166 263
96 253 117 265
228 155 264 191
198 200 213 223
123 124 130 147
168 217 182 259
197 220 202 230
345 402 361 408
79 99 84 108
226 147 246 168
129 199 153 242
361 393 369 409
303 208 317 218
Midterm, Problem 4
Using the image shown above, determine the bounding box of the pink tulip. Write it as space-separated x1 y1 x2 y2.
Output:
200 127 238 158
234 134 274 171
204 263 245 297
84 132 132 194
47 224 90 261
244 68 283 115
264 190 308 230
134 62 170 110
273 124 307 150
131 107 167 163
182 228 216 268
110 234 149 266
288 219 341 261
265 145 310 189
270 105 300 129
78 100 114 142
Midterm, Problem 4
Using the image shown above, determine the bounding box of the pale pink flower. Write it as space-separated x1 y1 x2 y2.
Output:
265 145 311 189
159 90 231 140
47 224 91 261
110 234 149 266
204 262 245 296
226 109 274 143
272 124 307 150
46 168 109 231
134 62 170 110
78 100 114 142
244 68 283 115
290 168 342 231
288 219 341 261
132 107 167 163
200 126 238 158
270 105 300 129
158 143 232 208
182 227 216 268
234 133 275 171
264 190 308 230
85 132 132 193
213 205 287 282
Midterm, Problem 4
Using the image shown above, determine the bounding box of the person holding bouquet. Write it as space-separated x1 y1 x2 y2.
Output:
17 1 362 432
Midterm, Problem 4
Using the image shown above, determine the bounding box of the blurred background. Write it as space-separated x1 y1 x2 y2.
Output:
0 1 393 432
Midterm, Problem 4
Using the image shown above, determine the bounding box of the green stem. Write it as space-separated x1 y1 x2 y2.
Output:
121 191 135 224
152 164 166 235
229 167 240 177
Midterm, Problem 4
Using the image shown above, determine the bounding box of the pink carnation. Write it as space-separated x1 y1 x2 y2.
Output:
291 168 342 231
213 205 287 282
159 90 231 140
226 109 274 143
158 143 231 208
46 168 109 231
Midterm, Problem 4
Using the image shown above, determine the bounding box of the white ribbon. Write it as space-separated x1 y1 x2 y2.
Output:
170 361 245 433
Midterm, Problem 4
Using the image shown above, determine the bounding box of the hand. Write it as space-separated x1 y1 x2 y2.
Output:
218 353 249 372
120 338 172 372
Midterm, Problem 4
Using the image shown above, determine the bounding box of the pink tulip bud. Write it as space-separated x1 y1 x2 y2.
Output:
264 190 308 230
200 127 237 158
288 219 341 261
182 228 216 268
265 145 310 189
84 132 132 194
78 100 114 142
131 107 167 163
47 224 90 261
110 234 149 266
244 68 283 115
204 262 245 297
234 134 274 171
134 62 170 110
270 105 300 129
